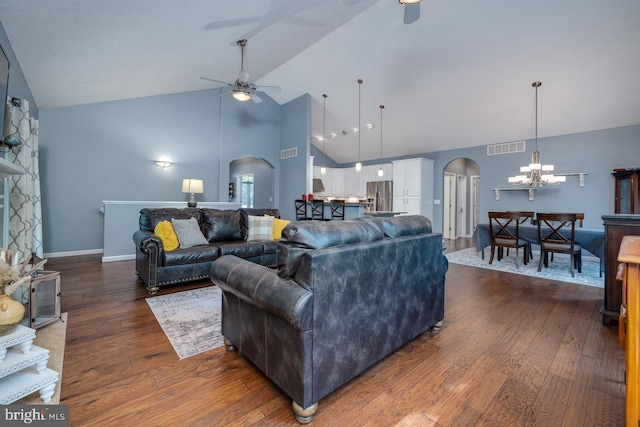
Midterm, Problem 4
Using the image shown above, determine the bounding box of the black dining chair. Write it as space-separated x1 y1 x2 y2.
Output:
488 211 529 269
507 211 535 260
536 213 582 277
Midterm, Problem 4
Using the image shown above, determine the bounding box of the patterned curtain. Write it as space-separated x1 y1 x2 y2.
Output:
5 99 43 259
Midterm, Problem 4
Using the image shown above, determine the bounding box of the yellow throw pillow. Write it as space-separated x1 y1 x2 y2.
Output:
266 215 291 240
154 220 180 251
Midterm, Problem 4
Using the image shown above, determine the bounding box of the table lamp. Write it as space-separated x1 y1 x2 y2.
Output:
182 179 204 207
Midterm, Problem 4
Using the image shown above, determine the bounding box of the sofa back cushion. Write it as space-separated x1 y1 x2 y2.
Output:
139 208 200 231
200 209 243 242
381 215 432 238
277 219 384 278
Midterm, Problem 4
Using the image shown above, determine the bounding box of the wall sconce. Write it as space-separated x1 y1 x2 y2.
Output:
182 179 204 207
154 160 173 168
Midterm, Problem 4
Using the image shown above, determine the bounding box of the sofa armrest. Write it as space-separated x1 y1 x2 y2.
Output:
210 255 313 332
133 229 164 254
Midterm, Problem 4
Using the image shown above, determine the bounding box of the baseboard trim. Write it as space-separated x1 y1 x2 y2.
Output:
102 254 136 263
45 249 103 258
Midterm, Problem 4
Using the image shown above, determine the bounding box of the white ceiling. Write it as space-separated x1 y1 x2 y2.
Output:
2 0 640 164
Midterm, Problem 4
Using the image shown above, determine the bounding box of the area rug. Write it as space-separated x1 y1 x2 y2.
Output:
146 286 223 359
446 248 604 288
17 312 68 405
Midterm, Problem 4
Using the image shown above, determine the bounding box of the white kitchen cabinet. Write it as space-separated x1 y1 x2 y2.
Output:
332 168 345 196
392 158 434 219
313 166 333 197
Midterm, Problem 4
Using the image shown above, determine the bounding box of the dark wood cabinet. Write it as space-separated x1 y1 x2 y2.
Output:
613 168 640 214
602 214 640 324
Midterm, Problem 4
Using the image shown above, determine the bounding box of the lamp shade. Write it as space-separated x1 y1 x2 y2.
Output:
182 179 204 194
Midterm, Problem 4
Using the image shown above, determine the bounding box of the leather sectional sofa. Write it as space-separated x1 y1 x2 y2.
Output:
133 207 280 294
210 215 448 423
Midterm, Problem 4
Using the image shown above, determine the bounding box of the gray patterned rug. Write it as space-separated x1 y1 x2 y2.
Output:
146 286 223 359
446 247 604 288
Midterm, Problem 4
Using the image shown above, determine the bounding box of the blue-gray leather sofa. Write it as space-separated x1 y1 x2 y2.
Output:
210 215 448 423
133 207 280 294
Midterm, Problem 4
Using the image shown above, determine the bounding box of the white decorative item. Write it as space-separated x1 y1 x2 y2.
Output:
0 325 59 404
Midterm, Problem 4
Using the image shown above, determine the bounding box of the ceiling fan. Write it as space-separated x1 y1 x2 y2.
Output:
399 0 422 25
200 39 281 103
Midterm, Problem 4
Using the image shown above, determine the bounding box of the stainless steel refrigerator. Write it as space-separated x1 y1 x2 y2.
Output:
366 181 393 212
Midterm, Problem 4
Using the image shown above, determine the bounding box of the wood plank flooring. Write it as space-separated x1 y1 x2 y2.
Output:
52 239 625 426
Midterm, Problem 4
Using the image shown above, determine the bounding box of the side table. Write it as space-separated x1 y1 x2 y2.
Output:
0 324 59 404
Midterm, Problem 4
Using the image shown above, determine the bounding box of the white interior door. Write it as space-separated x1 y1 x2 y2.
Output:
470 175 480 233
443 173 456 239
456 175 468 237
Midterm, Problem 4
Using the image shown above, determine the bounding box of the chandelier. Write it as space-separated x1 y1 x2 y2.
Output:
508 81 565 187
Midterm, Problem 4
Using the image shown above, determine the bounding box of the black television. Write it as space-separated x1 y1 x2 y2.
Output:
0 44 8 140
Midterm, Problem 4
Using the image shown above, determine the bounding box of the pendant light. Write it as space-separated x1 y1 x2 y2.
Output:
321 94 327 175
378 105 385 177
355 79 362 172
508 81 565 186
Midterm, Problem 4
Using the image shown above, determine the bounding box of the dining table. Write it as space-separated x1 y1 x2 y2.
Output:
472 223 605 274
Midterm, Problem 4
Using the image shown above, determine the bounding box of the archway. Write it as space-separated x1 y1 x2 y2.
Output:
443 158 480 240
229 156 275 208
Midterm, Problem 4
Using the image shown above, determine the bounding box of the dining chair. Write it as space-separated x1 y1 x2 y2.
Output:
309 200 326 220
507 211 535 260
295 200 310 221
548 212 584 262
536 213 582 277
329 199 345 220
488 211 529 269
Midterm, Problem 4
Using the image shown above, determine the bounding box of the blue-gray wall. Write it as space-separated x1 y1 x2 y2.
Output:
425 125 640 232
0 23 37 117
279 94 311 222
39 90 282 253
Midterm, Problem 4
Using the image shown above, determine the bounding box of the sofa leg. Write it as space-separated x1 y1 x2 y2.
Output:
292 401 318 424
223 337 237 352
430 320 444 335
146 286 159 295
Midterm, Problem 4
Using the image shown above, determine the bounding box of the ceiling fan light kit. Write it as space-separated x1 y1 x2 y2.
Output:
200 39 281 104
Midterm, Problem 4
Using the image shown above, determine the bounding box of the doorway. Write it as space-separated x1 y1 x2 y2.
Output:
229 156 275 208
237 174 254 208
443 158 480 239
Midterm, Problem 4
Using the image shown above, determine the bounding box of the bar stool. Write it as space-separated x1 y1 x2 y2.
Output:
295 200 310 220
329 200 345 220
310 200 325 220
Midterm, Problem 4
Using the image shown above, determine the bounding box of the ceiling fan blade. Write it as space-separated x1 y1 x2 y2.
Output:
404 3 420 24
251 92 263 103
217 88 233 97
201 77 233 87
254 84 281 93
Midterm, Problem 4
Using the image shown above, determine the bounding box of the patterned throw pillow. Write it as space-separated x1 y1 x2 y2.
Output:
171 217 209 249
266 215 291 240
154 220 180 251
247 215 274 242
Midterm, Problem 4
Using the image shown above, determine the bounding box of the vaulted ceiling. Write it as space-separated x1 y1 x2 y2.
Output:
2 0 639 164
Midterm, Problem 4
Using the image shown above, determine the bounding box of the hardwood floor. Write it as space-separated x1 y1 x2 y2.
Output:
52 239 625 426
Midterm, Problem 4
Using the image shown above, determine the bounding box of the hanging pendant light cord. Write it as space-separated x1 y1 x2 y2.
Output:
322 94 327 170
533 81 541 152
379 105 384 165
358 79 362 166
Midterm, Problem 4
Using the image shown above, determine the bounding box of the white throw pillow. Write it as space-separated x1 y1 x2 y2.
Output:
247 215 274 242
171 217 209 249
